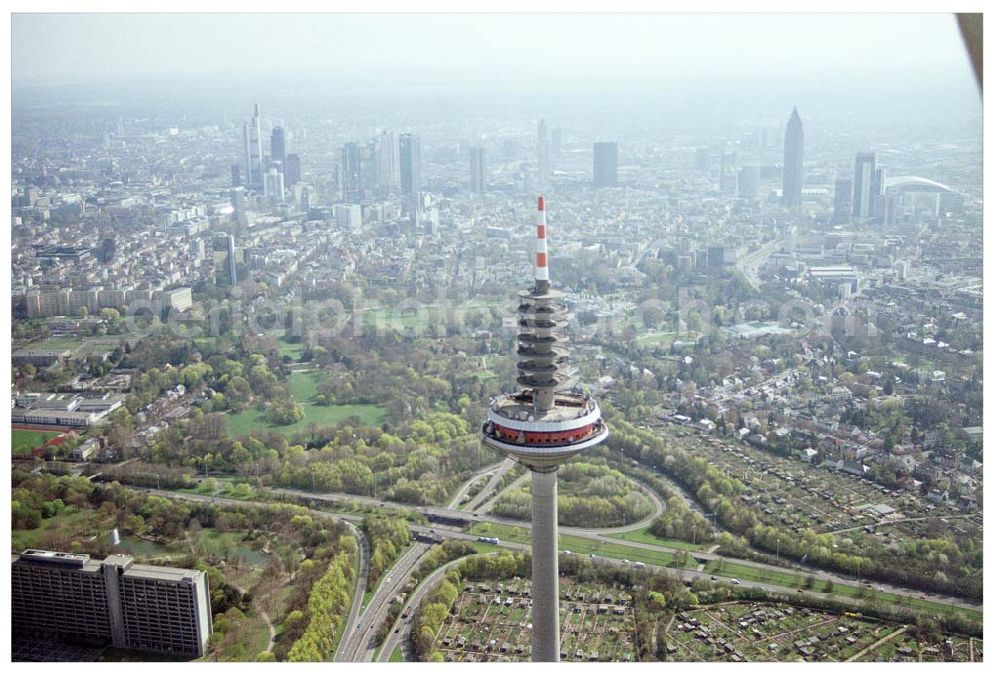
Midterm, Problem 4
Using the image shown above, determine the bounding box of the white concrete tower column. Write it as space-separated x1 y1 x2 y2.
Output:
531 468 560 662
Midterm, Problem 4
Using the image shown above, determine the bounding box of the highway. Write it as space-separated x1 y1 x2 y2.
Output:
375 555 471 662
336 541 433 662
735 239 782 290
141 486 981 616
332 520 369 661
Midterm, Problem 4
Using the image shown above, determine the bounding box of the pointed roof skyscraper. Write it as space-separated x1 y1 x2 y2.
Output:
782 106 804 207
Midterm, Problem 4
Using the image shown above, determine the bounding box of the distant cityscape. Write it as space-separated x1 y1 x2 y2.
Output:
10 11 983 665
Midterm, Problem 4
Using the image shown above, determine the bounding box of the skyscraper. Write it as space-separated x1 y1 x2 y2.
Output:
832 178 852 224
284 153 301 186
227 235 239 285
230 187 247 228
593 141 618 187
738 165 760 201
470 145 485 194
98 236 116 263
265 162 285 204
399 133 422 195
873 167 887 225
852 152 877 220
537 119 550 188
300 187 311 215
361 141 380 198
230 163 241 187
781 107 804 207
377 130 399 195
242 103 264 192
341 142 363 203
481 197 609 662
270 126 286 163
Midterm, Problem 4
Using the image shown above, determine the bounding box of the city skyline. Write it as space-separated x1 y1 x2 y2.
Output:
6 8 985 665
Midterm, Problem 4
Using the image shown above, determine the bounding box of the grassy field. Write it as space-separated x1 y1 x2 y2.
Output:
361 307 429 331
12 429 61 455
11 506 102 550
605 526 708 551
635 330 678 346
202 612 271 662
277 337 305 360
178 478 257 501
389 646 404 662
225 370 387 438
32 335 126 355
469 521 697 569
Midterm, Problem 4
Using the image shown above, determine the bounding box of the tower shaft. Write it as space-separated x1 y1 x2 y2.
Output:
531 469 560 662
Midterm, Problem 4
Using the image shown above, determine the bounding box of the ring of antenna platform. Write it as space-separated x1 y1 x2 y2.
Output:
480 195 609 472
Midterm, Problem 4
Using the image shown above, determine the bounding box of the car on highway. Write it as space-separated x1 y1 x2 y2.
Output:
730 578 741 585
710 576 717 581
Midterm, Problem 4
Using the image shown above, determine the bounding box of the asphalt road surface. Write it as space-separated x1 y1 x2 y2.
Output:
336 542 433 662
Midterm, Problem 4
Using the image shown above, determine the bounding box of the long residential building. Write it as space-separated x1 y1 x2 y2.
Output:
11 549 212 657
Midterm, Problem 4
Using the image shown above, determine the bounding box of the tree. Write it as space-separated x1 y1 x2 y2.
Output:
267 399 304 426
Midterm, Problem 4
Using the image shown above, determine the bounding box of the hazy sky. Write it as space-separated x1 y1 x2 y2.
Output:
12 13 974 86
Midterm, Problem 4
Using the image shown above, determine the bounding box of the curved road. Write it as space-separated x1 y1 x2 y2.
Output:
448 461 504 509
332 521 369 661
463 458 517 511
472 462 667 534
474 470 530 513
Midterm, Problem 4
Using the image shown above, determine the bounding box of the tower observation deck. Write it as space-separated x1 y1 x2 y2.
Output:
481 196 609 662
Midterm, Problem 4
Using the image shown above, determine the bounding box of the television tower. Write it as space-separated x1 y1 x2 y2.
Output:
481 196 609 662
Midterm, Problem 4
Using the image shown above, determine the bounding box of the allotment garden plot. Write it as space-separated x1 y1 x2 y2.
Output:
686 434 981 558
436 577 637 662
664 602 982 662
